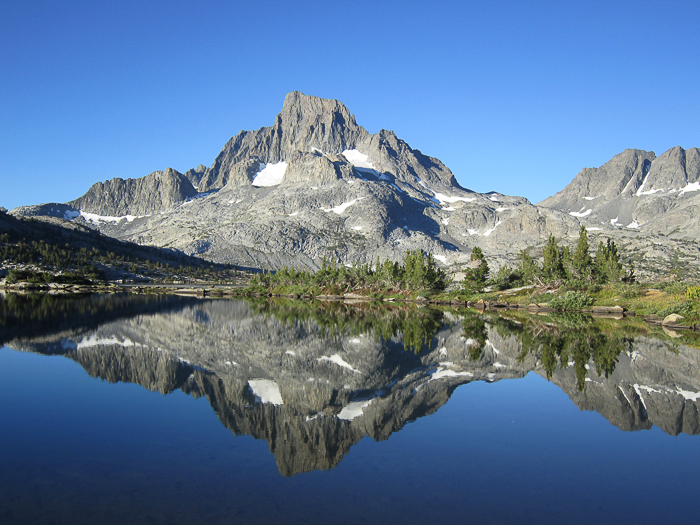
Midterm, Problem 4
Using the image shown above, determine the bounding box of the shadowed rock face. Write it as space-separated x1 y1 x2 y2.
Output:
5 295 700 475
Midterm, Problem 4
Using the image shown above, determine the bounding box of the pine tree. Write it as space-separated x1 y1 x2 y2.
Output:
463 246 489 292
542 235 565 282
572 225 593 281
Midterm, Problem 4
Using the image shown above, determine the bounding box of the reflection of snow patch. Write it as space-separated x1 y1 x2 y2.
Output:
430 368 474 381
338 399 374 420
618 385 632 406
318 354 361 373
633 384 648 410
248 379 283 405
676 388 700 401
77 335 136 349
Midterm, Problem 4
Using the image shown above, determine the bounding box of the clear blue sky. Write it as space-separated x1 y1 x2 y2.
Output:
2 0 698 211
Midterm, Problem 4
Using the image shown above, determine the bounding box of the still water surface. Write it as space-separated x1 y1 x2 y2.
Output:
1 293 699 524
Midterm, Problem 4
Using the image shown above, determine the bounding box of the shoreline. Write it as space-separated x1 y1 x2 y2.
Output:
3 281 699 333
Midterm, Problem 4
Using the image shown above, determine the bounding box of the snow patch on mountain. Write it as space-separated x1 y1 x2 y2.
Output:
680 181 700 195
252 161 288 187
569 208 593 218
342 149 375 170
432 192 476 205
321 198 364 214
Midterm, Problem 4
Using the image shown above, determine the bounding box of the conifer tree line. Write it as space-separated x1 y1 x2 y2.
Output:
0 232 239 283
487 226 634 291
250 249 448 293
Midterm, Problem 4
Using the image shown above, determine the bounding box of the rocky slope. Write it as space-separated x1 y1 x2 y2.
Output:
7 296 700 475
539 146 700 239
9 92 699 276
9 92 581 271
68 167 198 216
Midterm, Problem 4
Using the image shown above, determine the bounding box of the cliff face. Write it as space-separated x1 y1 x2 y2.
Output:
7 296 700 475
539 146 700 239
8 92 582 272
8 92 700 276
68 167 198 216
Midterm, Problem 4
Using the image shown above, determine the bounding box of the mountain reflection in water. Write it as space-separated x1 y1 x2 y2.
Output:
2 293 699 476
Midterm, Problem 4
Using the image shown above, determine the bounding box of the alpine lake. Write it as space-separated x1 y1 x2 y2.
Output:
1 291 699 525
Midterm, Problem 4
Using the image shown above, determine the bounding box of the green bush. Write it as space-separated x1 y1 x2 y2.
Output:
685 286 700 301
547 291 593 310
565 279 601 294
489 265 523 291
660 281 686 295
618 283 645 299
657 302 694 318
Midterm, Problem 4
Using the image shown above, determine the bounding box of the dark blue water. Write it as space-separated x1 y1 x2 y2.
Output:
1 295 699 524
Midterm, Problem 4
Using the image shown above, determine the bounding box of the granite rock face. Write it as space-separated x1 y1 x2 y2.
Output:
540 146 700 239
68 167 198 216
8 92 700 276
9 92 579 270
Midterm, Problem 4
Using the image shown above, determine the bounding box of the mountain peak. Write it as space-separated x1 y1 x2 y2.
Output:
275 91 367 154
281 91 349 116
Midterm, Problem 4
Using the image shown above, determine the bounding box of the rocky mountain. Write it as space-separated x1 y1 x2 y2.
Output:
539 146 700 238
6 296 700 475
9 92 582 272
68 167 199 217
8 92 700 276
